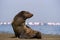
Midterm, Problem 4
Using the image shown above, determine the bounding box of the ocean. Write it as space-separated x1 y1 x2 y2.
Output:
0 24 60 35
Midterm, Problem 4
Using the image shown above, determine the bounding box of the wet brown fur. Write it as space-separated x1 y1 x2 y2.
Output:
11 11 41 39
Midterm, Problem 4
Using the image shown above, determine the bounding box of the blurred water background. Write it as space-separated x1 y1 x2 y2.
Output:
0 24 60 35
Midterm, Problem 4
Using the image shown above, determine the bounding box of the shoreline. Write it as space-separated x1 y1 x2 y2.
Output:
0 33 60 40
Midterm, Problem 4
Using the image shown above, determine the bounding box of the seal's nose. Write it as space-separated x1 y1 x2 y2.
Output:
31 14 33 17
28 14 33 18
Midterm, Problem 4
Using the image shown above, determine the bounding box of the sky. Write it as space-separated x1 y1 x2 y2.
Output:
0 0 60 22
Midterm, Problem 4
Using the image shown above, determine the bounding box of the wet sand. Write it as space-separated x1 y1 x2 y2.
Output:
0 33 60 40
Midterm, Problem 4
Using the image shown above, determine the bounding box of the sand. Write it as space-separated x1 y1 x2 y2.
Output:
0 33 60 40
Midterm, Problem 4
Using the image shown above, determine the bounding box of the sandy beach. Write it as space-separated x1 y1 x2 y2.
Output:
0 33 60 40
